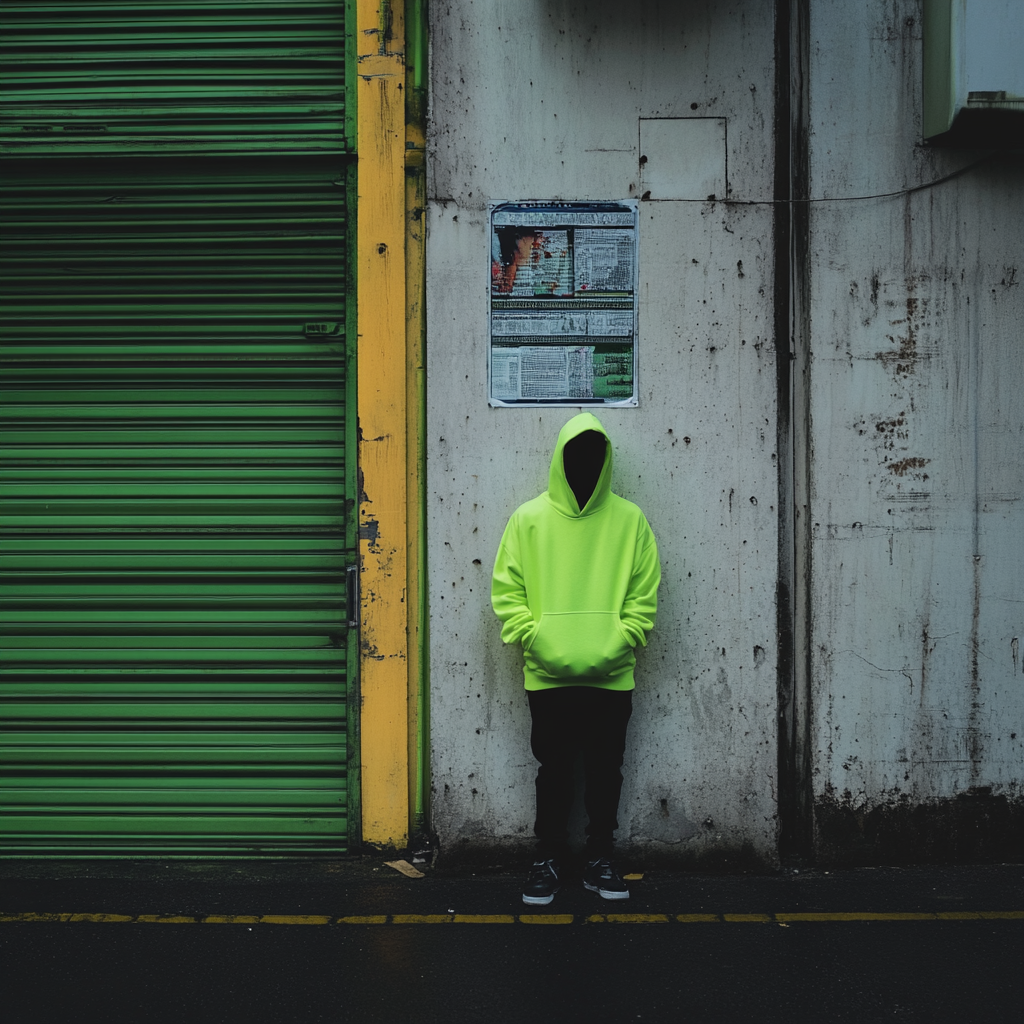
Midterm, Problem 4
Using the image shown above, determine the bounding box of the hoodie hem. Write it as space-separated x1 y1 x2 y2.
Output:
524 673 636 692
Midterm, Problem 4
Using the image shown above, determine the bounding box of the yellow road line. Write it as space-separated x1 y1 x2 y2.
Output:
776 912 936 923
1 910 1022 925
260 915 332 926
68 913 133 923
0 912 71 923
390 914 453 925
588 914 671 924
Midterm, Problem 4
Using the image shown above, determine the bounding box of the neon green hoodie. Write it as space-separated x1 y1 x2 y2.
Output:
491 412 660 691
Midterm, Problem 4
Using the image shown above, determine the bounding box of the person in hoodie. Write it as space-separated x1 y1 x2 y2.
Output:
491 412 660 905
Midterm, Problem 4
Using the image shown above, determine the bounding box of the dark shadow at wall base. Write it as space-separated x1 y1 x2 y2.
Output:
431 837 778 877
814 790 1024 867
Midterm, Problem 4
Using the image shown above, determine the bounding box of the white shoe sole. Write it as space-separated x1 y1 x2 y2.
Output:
584 882 630 900
522 892 557 905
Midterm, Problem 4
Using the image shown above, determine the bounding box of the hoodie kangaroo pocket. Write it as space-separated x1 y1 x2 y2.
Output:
524 611 633 680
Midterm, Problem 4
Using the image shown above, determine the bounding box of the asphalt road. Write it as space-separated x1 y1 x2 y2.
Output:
2 859 1022 1023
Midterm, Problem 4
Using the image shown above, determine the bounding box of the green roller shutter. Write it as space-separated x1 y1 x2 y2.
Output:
0 3 357 856
0 1 347 156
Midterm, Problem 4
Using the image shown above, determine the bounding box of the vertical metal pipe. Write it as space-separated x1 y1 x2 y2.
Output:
776 0 813 864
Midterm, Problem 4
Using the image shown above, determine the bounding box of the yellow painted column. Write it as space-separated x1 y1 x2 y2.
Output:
357 0 409 847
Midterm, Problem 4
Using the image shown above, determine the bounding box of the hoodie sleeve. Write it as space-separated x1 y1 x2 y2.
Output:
491 514 535 645
619 516 660 648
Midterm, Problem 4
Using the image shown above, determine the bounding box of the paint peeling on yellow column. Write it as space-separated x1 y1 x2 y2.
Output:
358 0 409 847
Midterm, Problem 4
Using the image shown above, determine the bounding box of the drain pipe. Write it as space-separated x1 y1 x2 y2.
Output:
775 0 813 865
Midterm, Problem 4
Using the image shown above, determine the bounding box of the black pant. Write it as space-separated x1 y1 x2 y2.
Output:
528 686 633 859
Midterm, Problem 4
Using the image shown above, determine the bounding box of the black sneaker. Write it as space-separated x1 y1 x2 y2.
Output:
583 857 630 900
522 858 560 905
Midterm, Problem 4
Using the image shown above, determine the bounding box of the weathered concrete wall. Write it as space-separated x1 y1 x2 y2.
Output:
426 1 781 866
806 0 1024 862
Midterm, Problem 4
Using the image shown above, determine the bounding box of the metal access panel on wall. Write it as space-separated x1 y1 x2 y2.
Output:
488 201 639 407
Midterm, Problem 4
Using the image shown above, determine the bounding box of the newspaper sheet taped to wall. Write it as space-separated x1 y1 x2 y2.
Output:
489 201 639 407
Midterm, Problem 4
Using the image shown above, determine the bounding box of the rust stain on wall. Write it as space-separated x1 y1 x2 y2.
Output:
885 457 930 478
876 285 932 377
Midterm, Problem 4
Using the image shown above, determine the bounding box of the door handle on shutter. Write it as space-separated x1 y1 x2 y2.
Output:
346 564 359 629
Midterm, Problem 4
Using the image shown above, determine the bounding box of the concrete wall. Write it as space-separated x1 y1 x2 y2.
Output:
805 0 1024 861
426 1 781 866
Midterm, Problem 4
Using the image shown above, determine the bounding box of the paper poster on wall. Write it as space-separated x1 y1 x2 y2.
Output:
488 201 639 407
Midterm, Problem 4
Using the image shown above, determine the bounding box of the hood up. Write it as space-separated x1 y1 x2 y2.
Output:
546 412 614 517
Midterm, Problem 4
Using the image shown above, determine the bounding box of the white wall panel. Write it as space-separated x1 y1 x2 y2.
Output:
427 0 780 865
807 0 1023 859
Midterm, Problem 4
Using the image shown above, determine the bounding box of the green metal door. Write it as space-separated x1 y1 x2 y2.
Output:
0 4 357 855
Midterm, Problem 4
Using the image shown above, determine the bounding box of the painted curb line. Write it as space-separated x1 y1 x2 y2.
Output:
2 910 1022 926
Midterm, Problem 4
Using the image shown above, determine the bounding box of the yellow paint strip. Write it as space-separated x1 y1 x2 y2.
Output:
68 913 133 923
391 914 453 925
0 912 73 923
2 909 1022 926
590 914 671 924
775 912 936 923
260 915 332 926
